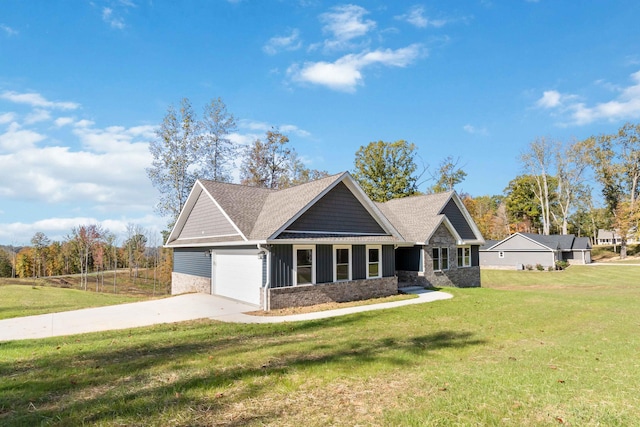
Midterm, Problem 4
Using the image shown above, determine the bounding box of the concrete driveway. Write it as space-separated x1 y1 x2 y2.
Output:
0 289 453 342
0 293 255 342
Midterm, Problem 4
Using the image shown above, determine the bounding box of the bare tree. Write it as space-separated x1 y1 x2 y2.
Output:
198 97 237 182
520 137 558 235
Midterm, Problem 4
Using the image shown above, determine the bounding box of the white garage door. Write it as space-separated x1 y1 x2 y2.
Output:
213 250 262 306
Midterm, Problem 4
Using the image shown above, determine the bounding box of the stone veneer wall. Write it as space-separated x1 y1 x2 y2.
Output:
269 276 398 310
397 223 481 288
171 272 211 295
397 267 481 288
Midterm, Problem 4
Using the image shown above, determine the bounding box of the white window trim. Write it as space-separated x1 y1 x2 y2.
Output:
333 245 352 282
366 245 382 279
433 247 450 272
457 246 471 268
293 245 315 286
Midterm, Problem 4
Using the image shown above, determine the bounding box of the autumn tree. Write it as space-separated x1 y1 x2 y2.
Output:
585 122 640 258
30 232 50 278
430 156 467 193
352 140 422 202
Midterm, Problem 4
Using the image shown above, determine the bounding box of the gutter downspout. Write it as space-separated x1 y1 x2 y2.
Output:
258 244 271 311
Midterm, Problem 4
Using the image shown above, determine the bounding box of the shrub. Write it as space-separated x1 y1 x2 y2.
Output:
525 264 533 271
548 266 555 272
555 260 570 270
535 263 544 271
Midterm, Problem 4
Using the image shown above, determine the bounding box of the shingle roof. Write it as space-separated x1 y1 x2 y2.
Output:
487 233 592 251
376 192 454 242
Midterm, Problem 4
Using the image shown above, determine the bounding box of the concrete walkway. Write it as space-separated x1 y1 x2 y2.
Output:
0 290 452 342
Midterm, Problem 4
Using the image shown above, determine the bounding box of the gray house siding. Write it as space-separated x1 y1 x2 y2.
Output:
494 236 548 251
352 245 366 280
271 244 293 288
286 182 386 234
178 191 238 239
441 198 476 240
382 245 395 277
316 244 333 284
480 250 556 268
173 247 212 277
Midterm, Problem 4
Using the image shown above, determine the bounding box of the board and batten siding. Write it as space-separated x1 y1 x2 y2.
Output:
270 243 396 288
471 245 480 266
286 182 386 234
316 245 333 284
177 191 238 239
441 198 476 240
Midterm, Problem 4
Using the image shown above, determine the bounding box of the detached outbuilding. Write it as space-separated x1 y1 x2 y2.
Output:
479 232 592 269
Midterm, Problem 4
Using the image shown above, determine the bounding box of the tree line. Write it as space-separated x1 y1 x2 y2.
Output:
0 224 172 291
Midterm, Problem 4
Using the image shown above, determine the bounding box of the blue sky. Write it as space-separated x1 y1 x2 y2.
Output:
1 0 640 245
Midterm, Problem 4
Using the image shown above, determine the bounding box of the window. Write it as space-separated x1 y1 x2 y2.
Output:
457 247 471 267
293 245 315 285
498 251 505 259
432 247 449 271
367 245 381 278
334 245 351 282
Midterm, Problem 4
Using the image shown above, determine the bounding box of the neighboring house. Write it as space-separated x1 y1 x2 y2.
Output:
165 172 485 310
596 229 638 245
479 232 592 269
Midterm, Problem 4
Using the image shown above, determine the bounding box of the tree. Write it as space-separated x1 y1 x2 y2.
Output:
30 232 50 278
504 175 558 234
0 249 12 277
463 194 509 240
239 129 326 189
585 122 640 258
520 137 557 235
147 98 199 228
352 140 422 202
68 224 105 290
198 97 237 182
430 156 467 193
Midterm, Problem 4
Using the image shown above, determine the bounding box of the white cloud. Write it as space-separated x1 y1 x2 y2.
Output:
24 109 52 124
0 122 46 151
263 29 302 55
288 44 423 92
463 124 488 136
0 24 18 36
320 4 376 50
395 5 448 29
0 112 17 124
102 7 125 29
537 70 640 125
536 90 563 108
0 214 165 246
55 117 75 127
0 91 79 110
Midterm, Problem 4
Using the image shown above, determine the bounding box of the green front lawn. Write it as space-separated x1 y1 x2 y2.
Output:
0 284 146 320
1 266 639 425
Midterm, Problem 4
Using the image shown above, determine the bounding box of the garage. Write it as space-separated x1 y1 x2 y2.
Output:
212 250 262 306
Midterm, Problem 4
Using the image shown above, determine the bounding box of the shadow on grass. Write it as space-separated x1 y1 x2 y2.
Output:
0 315 486 426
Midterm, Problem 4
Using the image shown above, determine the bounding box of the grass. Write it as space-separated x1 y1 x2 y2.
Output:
1 266 639 425
0 285 146 320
